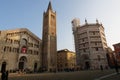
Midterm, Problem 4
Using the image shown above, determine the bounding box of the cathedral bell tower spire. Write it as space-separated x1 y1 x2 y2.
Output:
47 1 53 11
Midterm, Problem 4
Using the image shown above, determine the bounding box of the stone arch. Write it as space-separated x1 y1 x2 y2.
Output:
21 38 27 45
18 56 27 70
80 54 90 69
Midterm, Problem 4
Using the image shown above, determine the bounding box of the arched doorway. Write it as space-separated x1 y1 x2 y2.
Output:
18 56 27 70
81 54 90 69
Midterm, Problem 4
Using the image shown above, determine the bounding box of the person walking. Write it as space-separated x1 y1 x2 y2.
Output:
115 61 119 74
100 65 103 71
6 71 8 80
1 71 6 80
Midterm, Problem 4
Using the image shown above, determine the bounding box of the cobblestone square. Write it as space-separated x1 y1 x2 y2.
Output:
0 69 119 80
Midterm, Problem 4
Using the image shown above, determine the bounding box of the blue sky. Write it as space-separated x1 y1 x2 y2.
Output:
0 0 120 51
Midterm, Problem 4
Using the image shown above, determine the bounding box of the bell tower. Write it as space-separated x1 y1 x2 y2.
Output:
42 1 57 72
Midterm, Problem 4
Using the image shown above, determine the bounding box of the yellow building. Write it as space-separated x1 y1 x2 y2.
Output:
57 49 76 72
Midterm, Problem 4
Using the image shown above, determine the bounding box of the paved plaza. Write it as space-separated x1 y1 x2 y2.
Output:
0 69 120 80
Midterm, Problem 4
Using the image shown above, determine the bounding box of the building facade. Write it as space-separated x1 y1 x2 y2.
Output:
57 49 76 71
106 47 115 68
41 2 57 72
0 28 41 72
113 43 120 66
71 18 108 69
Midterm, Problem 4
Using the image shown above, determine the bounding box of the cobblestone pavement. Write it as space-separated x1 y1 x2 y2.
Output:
0 69 119 80
100 73 120 80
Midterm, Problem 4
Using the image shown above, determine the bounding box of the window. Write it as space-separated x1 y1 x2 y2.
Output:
95 43 97 45
83 44 85 47
14 40 19 44
28 50 32 54
34 44 39 48
29 43 33 47
17 48 19 53
60 64 62 67
93 32 95 35
97 55 101 61
12 48 19 53
65 63 68 67
11 39 13 43
83 49 86 52
9 47 11 52
21 39 27 45
51 14 55 20
36 51 39 55
82 39 84 42
4 47 6 52
96 48 98 51
119 52 120 56
34 51 39 55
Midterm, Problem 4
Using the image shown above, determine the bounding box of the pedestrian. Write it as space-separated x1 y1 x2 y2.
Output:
100 65 103 71
1 71 6 80
115 62 119 74
6 71 9 80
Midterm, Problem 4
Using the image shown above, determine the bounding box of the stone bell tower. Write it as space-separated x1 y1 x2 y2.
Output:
41 1 57 72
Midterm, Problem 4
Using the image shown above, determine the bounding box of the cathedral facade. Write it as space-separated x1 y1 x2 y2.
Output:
0 28 41 72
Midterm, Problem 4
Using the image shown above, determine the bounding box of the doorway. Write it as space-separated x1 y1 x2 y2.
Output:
18 56 27 70
85 61 90 69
